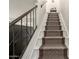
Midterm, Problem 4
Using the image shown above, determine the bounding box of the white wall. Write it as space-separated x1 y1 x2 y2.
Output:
59 0 69 31
46 0 60 12
58 0 69 57
9 0 37 21
46 0 55 12
36 0 46 26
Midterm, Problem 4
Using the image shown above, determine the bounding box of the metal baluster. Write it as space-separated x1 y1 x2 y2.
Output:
26 15 28 43
30 12 31 38
35 8 36 28
26 15 28 34
21 19 23 40
12 26 15 59
26 16 28 29
33 10 34 30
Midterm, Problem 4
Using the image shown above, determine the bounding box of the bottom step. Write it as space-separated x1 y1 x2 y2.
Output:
39 56 68 59
39 44 67 59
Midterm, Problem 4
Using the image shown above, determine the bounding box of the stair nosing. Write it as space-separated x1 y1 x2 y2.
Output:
47 18 59 19
44 30 63 31
48 12 58 14
48 15 59 17
43 36 64 39
48 17 58 18
46 25 61 26
40 45 67 50
46 21 60 22
46 25 61 27
40 48 67 50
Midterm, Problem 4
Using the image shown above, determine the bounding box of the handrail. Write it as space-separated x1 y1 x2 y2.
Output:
9 5 38 59
41 1 47 8
9 5 37 27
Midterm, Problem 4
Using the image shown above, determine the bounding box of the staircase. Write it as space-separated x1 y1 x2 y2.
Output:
39 10 68 59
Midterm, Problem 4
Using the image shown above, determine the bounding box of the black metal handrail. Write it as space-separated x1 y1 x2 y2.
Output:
41 1 47 8
9 5 37 59
9 5 37 27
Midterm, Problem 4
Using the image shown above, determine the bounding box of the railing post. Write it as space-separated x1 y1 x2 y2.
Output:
33 10 34 30
12 26 15 59
21 19 23 40
26 16 28 27
26 15 28 38
35 8 36 28
30 12 31 37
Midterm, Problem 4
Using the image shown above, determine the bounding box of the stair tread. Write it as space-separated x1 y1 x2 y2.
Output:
48 15 59 17
48 17 59 18
48 13 58 14
39 56 68 59
47 18 59 20
46 25 61 26
44 30 63 31
43 36 64 38
40 44 67 49
47 21 60 22
46 24 61 26
48 16 59 17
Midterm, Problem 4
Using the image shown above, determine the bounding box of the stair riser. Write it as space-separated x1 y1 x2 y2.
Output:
39 49 67 57
48 16 59 18
48 15 59 17
50 10 57 12
48 13 58 16
47 19 59 22
39 56 68 59
45 26 61 30
48 15 58 16
44 31 63 36
47 18 59 19
42 38 65 45
46 22 60 26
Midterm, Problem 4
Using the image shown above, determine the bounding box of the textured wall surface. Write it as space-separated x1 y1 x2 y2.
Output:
59 0 69 31
9 0 37 21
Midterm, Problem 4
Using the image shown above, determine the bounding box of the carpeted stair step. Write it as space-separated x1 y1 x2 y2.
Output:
45 25 61 30
48 13 58 17
46 21 60 26
50 8 57 12
44 30 63 36
47 18 59 22
50 9 57 12
48 13 58 16
39 44 67 59
48 16 59 18
39 56 68 59
48 13 59 16
48 14 59 17
42 37 65 45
